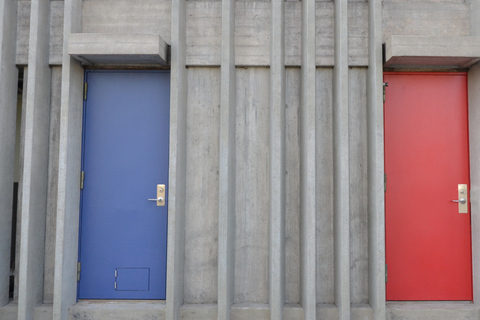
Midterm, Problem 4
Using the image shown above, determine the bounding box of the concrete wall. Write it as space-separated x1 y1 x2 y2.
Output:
0 0 479 318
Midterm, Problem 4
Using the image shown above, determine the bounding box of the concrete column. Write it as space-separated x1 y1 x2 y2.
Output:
217 0 236 317
165 0 187 318
16 0 52 316
52 0 83 318
0 0 18 307
269 0 286 318
333 0 350 317
469 63 480 304
367 0 386 317
300 0 316 317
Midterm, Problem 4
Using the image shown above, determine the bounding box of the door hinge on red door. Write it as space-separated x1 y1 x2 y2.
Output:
77 262 81 282
385 264 388 283
384 173 387 192
383 82 388 103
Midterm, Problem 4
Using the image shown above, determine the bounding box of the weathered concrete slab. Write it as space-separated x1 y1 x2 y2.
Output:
231 303 269 320
69 301 166 320
184 68 220 304
382 2 470 43
0 302 18 320
34 303 53 320
387 302 480 320
80 0 369 66
178 304 217 320
16 1 64 65
384 36 480 68
68 33 169 65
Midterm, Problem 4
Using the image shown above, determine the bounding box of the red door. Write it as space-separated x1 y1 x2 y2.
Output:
384 72 472 300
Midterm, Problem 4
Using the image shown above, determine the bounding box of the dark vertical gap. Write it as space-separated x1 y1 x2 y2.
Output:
10 69 23 299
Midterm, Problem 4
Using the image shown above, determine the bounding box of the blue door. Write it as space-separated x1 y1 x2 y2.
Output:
78 70 170 299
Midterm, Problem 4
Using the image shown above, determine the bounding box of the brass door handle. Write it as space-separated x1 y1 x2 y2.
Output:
147 184 166 206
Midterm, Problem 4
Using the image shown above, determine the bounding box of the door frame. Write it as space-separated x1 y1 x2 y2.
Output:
382 67 480 304
383 71 473 301
77 70 170 299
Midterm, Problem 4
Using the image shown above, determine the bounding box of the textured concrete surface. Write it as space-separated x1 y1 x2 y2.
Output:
69 301 166 320
184 68 220 304
0 302 18 320
0 0 17 306
17 0 52 317
5 0 480 318
386 302 480 320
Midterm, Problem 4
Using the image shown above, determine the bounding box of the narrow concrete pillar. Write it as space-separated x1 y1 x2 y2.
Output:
165 0 188 318
52 0 83 318
300 0 316 317
217 0 236 317
469 63 480 304
367 0 386 317
269 0 286 318
0 0 18 307
333 0 350 317
16 0 52 317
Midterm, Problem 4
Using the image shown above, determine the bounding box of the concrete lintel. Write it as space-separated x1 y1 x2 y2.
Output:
68 33 169 66
384 35 480 68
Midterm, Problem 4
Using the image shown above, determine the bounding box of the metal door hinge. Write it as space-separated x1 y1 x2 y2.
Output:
384 173 387 192
83 83 88 101
77 262 81 282
383 82 388 103
80 171 85 190
114 269 118 290
385 264 388 283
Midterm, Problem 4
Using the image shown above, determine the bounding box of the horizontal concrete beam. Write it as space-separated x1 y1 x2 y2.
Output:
384 36 480 69
68 33 169 66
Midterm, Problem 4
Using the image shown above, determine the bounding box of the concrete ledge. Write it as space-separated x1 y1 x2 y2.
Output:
33 303 53 320
69 300 166 320
231 303 269 320
179 303 217 320
384 36 480 69
68 33 169 66
284 303 304 319
387 302 480 320
0 301 18 320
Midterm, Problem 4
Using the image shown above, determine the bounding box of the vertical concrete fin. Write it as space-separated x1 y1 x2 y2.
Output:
469 63 480 304
52 0 83 318
333 0 351 317
300 0 317 317
269 0 286 318
166 0 187 318
218 0 236 318
0 0 18 308
367 0 386 317
17 0 52 317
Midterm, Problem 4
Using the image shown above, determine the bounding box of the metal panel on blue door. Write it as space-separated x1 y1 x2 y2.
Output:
79 70 170 299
